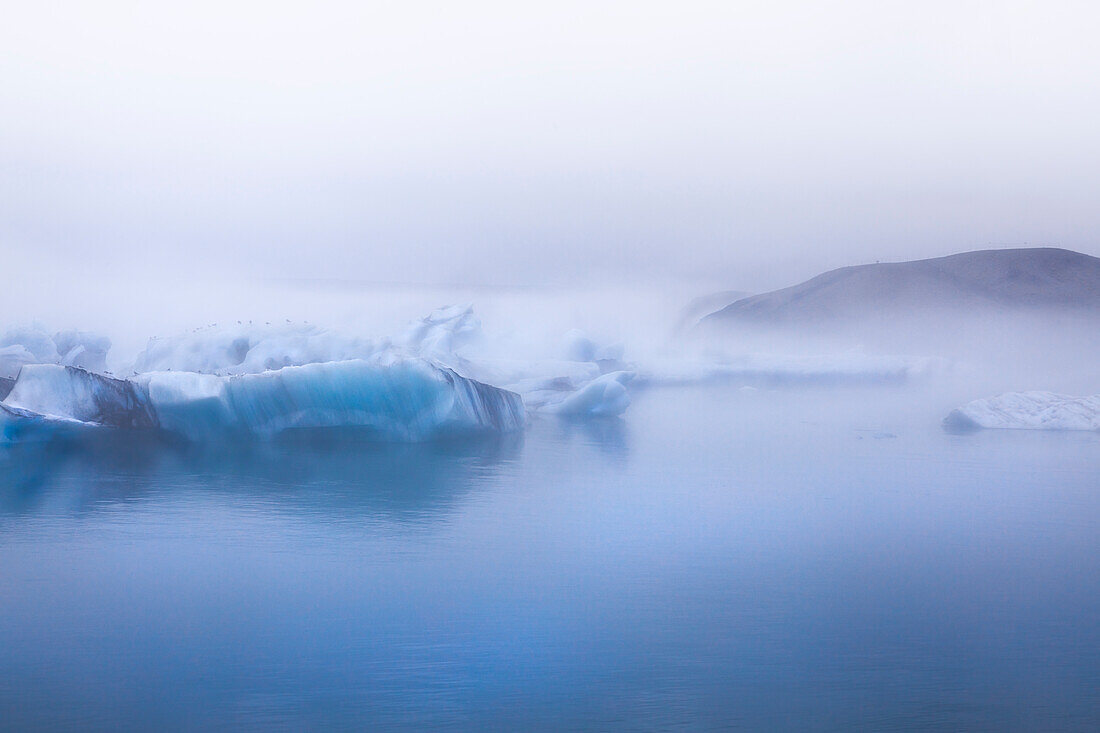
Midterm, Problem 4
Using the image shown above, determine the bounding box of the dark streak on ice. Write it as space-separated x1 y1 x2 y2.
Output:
441 367 526 432
50 367 158 430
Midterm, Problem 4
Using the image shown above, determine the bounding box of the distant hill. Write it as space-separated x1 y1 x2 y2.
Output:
701 248 1100 327
676 289 750 330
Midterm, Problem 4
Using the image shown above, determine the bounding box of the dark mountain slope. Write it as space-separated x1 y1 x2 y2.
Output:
703 248 1100 326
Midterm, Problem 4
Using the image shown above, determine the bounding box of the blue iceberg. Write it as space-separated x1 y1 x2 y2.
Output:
1 360 525 443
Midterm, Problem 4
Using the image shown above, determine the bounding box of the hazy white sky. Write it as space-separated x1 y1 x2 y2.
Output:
3 1 1099 290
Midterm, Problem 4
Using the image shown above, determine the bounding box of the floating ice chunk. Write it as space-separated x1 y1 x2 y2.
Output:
945 391 1100 431
491 366 611 414
541 371 634 417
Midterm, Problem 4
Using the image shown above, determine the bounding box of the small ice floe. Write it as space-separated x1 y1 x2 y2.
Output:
945 391 1100 432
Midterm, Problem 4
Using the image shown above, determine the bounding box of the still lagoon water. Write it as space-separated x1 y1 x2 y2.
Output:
1 385 1098 731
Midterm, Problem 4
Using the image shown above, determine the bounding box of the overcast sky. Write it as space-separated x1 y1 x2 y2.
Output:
3 1 1099 291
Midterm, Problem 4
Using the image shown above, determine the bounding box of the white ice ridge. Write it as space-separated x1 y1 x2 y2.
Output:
132 323 382 375
1 306 640 438
1 361 525 443
130 304 483 377
945 391 1100 431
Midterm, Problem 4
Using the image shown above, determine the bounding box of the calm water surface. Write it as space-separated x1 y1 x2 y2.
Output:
1 386 1098 731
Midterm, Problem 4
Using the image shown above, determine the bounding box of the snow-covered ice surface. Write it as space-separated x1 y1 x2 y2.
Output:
129 304 483 377
131 322 381 376
945 391 1100 432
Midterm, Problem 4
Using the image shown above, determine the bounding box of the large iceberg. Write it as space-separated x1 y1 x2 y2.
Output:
0 304 643 445
1 360 525 443
945 391 1100 431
